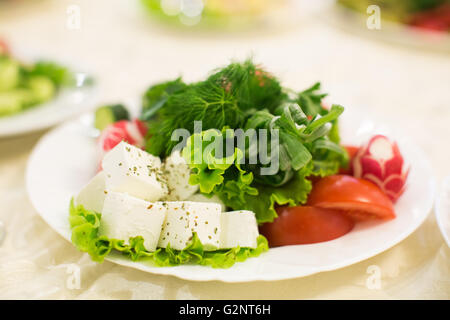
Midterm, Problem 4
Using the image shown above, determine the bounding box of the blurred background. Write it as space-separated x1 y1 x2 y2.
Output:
0 0 448 299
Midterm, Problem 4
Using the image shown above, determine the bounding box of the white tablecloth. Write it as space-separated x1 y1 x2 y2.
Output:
0 0 448 299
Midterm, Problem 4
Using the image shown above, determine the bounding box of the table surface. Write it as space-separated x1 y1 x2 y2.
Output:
0 0 449 299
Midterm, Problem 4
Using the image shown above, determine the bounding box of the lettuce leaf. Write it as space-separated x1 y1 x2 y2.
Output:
218 163 314 223
69 200 268 267
182 128 258 196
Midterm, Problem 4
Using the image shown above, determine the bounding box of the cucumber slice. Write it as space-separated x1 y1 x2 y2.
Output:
0 88 45 116
94 104 130 131
0 58 20 92
0 90 33 116
0 93 21 116
28 76 56 103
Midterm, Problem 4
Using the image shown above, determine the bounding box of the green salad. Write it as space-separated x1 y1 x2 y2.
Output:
69 59 348 268
0 51 75 117
142 60 348 224
141 0 283 29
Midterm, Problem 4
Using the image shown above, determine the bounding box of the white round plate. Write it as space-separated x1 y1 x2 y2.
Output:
26 111 435 282
435 176 450 247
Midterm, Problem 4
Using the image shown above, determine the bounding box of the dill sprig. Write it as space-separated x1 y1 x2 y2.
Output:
142 59 286 157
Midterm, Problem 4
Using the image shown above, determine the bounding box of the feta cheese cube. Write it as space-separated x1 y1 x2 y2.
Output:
158 201 221 251
187 193 226 211
220 210 259 249
99 192 167 252
102 141 168 202
162 150 198 201
75 171 106 213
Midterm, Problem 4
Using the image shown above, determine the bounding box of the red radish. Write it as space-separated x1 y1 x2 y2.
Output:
98 119 147 154
0 38 9 55
97 119 148 172
352 135 409 202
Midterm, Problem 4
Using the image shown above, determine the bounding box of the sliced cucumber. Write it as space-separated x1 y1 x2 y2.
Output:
27 76 56 103
94 104 130 131
0 93 21 116
0 58 20 92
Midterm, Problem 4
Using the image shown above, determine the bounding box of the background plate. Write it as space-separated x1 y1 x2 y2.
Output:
0 49 98 137
325 4 450 54
0 74 97 137
26 111 435 282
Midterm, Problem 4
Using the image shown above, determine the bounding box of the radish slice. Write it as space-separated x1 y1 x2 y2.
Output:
97 119 148 172
98 119 147 154
352 135 409 202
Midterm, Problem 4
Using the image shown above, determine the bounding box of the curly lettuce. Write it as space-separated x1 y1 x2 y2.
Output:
69 199 268 267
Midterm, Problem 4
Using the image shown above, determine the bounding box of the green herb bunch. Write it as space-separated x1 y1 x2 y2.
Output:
141 59 348 223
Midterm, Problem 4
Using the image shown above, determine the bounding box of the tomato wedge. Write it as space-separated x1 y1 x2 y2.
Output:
307 175 396 221
259 206 355 247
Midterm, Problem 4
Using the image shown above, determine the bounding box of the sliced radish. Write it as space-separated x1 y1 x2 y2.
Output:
352 135 409 202
98 119 147 154
97 119 148 171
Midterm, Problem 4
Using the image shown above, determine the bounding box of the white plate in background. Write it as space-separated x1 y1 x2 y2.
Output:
26 110 436 282
326 4 450 54
0 49 98 137
0 74 97 137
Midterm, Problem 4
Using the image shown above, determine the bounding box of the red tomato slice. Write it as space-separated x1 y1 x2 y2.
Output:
259 206 355 247
339 145 359 175
307 175 396 221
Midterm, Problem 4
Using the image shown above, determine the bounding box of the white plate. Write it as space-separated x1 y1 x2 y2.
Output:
26 111 435 282
435 176 450 247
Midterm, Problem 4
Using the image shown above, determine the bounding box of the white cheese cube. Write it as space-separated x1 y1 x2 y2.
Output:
158 201 221 251
102 141 168 202
187 193 226 211
162 150 198 201
220 210 259 249
75 171 107 213
99 192 167 252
